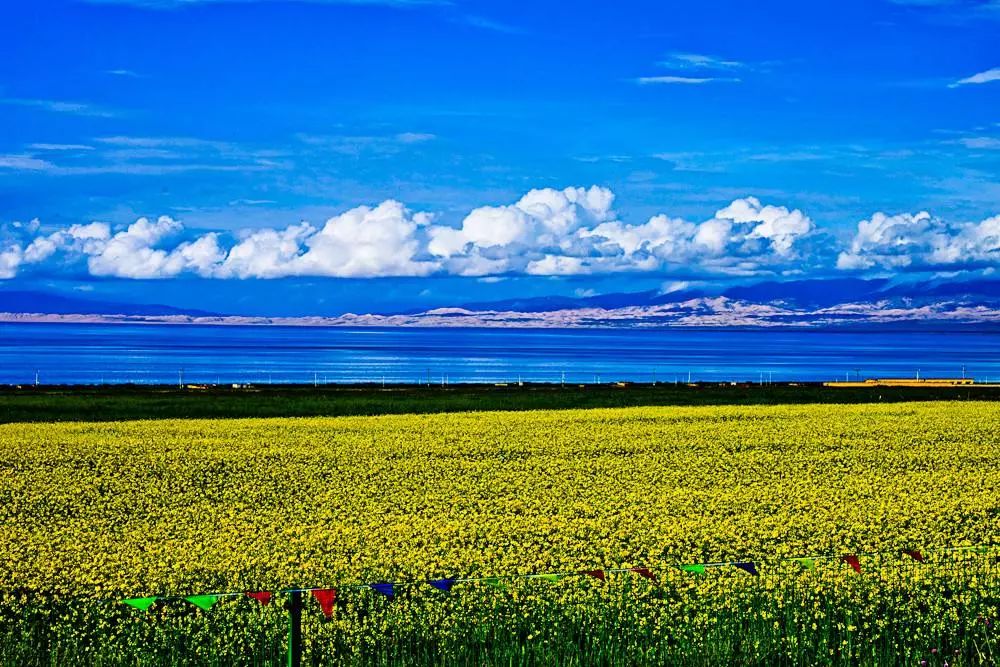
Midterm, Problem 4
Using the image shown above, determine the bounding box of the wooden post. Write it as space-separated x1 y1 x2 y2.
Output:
287 591 302 667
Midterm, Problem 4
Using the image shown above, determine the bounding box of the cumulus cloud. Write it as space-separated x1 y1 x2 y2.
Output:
428 186 617 276
217 201 436 278
837 211 1000 271
2 188 995 281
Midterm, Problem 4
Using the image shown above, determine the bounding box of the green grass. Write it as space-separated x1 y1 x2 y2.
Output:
2 382 999 423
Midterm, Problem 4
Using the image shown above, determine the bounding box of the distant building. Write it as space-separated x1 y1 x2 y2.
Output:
824 378 975 388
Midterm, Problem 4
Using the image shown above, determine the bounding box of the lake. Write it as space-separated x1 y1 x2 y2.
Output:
1 323 998 386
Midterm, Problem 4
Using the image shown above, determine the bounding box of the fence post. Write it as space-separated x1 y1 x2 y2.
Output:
287 591 302 667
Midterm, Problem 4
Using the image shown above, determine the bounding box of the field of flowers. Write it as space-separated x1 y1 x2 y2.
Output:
1 401 999 665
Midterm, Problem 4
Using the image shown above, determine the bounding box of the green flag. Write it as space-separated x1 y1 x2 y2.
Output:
680 564 706 574
121 597 158 611
794 558 816 571
531 574 564 582
483 577 506 589
185 595 222 611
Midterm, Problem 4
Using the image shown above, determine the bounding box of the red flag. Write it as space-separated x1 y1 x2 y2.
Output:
631 567 658 584
312 589 337 619
246 591 272 606
842 555 861 573
903 550 925 563
582 569 606 581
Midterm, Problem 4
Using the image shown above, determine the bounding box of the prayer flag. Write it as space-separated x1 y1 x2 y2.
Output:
793 558 816 571
121 597 157 611
632 567 659 583
246 591 272 606
312 589 337 618
185 595 221 612
370 583 395 599
429 578 456 592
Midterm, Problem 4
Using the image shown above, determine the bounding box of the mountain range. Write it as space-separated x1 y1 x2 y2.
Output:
1 278 998 328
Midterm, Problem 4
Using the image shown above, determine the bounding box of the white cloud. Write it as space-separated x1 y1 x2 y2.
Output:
2 189 995 281
394 132 436 143
959 136 1000 149
837 211 1000 271
0 98 117 118
662 53 744 70
950 67 1000 87
636 76 739 85
28 144 95 152
428 186 617 276
0 155 55 171
87 216 187 278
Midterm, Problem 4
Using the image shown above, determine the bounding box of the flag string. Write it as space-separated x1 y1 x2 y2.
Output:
110 544 998 610
1 544 994 610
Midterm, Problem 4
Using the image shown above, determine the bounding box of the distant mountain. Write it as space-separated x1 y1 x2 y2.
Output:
457 290 670 313
720 278 892 308
1 278 997 328
0 290 218 317
457 277 1000 314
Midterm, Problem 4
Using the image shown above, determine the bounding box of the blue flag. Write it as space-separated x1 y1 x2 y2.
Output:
733 562 759 576
429 578 456 592
370 583 395 599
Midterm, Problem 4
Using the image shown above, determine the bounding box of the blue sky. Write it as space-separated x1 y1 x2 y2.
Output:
0 0 998 315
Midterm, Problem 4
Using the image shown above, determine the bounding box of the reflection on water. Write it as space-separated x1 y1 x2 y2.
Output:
1 323 998 385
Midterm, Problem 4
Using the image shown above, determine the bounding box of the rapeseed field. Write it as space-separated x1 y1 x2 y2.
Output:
1 401 998 665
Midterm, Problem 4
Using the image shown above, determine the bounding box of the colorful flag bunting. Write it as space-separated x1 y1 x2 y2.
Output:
582 569 606 581
311 589 337 618
903 550 925 563
842 555 862 573
121 597 158 611
680 564 706 575
794 558 816 571
246 591 272 606
429 578 456 592
370 583 395 599
734 562 759 576
632 567 659 583
185 595 221 611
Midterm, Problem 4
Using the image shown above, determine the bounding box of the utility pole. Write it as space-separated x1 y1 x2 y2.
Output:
287 591 302 667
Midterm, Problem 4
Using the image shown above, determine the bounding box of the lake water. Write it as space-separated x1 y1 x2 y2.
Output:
1 323 999 386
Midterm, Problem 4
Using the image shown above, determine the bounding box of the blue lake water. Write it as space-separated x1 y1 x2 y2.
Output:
1 323 999 385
